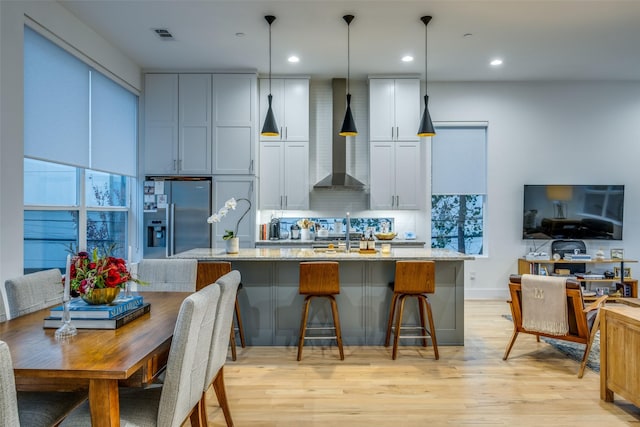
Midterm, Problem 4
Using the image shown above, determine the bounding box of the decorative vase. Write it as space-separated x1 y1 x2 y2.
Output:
226 237 240 254
301 228 311 241
82 287 120 305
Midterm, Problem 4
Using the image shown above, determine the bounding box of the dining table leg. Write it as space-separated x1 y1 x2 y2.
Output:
89 378 120 427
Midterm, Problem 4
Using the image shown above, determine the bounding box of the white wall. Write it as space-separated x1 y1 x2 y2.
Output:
0 1 141 313
2 3 640 304
428 81 640 298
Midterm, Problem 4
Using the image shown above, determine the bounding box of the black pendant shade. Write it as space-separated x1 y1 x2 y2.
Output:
417 15 436 137
417 94 435 137
262 94 279 136
261 15 279 137
340 94 357 136
339 14 358 137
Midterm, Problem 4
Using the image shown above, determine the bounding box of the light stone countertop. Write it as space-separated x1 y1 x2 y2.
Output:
172 247 474 262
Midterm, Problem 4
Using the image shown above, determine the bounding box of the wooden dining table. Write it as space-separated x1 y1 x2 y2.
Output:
0 291 190 427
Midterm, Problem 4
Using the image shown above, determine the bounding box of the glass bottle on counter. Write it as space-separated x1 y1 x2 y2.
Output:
359 236 367 251
367 235 375 250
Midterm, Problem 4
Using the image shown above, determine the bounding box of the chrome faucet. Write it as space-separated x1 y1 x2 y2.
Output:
345 212 351 251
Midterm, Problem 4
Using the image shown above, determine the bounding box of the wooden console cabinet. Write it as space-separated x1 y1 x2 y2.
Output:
601 305 640 407
518 258 638 298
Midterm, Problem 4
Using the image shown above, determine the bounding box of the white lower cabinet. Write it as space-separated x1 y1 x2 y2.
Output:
212 176 256 248
370 141 422 210
259 141 309 210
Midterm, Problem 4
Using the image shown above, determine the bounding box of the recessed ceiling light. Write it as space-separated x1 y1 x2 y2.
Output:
288 55 300 63
490 59 503 66
401 55 414 62
235 32 245 37
463 33 473 38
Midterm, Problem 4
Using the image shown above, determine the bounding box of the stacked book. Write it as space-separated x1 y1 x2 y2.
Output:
44 295 150 330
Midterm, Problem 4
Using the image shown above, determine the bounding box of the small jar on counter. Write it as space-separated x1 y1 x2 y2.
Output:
359 236 367 251
367 236 375 250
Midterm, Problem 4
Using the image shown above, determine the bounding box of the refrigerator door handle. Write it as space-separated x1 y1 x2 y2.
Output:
167 203 176 257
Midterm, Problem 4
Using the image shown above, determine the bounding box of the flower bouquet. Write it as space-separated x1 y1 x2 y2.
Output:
67 247 142 303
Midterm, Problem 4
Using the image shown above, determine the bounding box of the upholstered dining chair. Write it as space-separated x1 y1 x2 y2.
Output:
1 340 88 427
0 290 7 323
135 259 198 292
61 281 221 427
196 261 246 361
4 269 63 319
503 274 607 378
195 270 241 427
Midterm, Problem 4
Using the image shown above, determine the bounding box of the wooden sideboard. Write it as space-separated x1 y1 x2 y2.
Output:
600 305 640 407
518 258 638 299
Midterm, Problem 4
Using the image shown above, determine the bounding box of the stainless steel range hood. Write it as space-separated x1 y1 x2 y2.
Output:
314 79 365 190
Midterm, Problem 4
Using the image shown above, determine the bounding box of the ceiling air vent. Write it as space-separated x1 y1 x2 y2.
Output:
152 28 174 41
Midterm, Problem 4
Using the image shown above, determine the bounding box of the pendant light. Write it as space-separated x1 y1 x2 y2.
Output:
261 15 279 137
339 14 357 137
417 15 436 137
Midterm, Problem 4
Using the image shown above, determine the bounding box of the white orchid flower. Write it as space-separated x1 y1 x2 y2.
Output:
218 207 229 217
225 198 237 210
207 213 221 223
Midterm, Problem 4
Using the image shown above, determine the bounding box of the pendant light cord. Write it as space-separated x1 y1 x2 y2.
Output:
347 21 350 95
269 20 272 94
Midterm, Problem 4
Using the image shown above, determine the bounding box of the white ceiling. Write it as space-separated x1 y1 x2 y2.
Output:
58 0 640 81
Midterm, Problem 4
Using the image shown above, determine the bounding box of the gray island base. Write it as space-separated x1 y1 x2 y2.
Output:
173 248 473 346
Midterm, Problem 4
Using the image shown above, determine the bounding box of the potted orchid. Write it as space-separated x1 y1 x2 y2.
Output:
207 197 252 253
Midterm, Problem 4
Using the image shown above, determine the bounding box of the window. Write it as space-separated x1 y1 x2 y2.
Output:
23 26 137 273
431 125 487 255
24 159 130 273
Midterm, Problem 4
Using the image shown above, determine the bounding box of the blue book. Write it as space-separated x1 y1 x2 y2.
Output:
49 295 143 319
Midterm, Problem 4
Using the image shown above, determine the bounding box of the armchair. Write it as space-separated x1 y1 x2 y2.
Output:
503 274 607 378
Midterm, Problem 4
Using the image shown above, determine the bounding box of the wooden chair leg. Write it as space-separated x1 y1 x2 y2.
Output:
229 323 237 361
422 295 439 360
418 296 428 347
392 295 408 360
579 310 602 378
190 400 204 427
385 292 399 347
213 367 234 427
235 296 246 348
329 295 344 360
503 330 519 360
297 296 312 361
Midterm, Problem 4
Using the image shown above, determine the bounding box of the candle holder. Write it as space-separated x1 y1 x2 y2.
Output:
55 299 77 339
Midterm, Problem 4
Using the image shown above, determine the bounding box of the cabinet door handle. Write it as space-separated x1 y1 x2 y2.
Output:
281 127 284 140
250 181 254 193
391 195 395 207
285 127 288 141
396 127 400 140
173 159 177 171
280 195 283 209
179 159 182 171
250 160 254 173
396 195 400 207
285 195 288 209
391 127 395 140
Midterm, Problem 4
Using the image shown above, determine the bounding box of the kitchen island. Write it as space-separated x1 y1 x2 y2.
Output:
173 247 473 346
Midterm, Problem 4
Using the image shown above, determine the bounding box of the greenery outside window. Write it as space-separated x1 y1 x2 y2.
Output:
24 159 130 273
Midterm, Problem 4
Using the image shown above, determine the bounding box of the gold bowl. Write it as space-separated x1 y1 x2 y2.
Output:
81 287 121 305
374 232 397 240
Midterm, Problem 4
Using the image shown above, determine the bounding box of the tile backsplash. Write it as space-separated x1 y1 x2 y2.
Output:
277 217 395 235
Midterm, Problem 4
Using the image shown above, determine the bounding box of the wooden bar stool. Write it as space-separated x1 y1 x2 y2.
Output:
297 261 344 361
197 261 246 361
384 260 439 360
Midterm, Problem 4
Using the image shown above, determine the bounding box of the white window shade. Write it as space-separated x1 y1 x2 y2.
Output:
24 27 90 168
90 71 138 177
432 126 487 195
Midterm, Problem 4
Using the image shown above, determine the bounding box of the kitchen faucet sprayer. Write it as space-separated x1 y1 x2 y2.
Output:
346 212 351 251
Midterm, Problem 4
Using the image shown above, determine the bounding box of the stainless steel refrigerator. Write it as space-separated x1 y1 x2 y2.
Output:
143 177 211 258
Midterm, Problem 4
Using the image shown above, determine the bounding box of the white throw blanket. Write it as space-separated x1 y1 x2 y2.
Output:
521 274 569 335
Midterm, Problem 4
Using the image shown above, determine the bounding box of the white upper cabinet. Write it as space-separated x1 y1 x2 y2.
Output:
144 74 179 175
212 74 257 175
259 140 309 210
259 78 309 141
144 73 212 175
370 141 422 210
369 78 420 142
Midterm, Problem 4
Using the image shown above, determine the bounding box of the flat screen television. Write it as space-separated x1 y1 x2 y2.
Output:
523 185 624 240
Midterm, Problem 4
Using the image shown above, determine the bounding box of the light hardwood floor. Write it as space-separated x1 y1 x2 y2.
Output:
201 300 640 426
